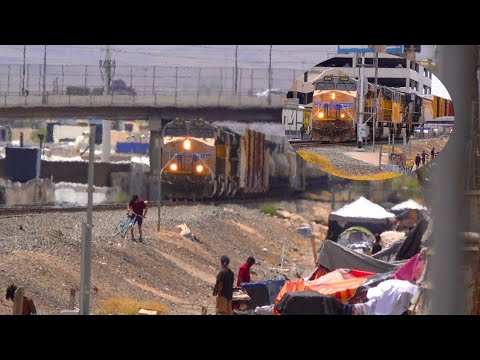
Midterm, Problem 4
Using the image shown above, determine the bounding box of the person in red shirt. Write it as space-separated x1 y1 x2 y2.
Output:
127 194 148 242
237 256 256 287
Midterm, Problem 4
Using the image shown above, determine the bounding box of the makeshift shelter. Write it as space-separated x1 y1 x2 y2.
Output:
395 218 429 261
275 268 394 309
275 291 352 315
317 240 404 275
327 197 396 241
337 226 375 254
391 199 427 230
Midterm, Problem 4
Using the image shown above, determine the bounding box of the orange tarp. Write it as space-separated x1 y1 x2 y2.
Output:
275 269 374 306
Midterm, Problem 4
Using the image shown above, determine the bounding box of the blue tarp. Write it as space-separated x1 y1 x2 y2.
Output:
116 142 149 155
5 146 41 182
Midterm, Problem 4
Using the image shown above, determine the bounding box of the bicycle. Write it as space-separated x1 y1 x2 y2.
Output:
114 211 143 239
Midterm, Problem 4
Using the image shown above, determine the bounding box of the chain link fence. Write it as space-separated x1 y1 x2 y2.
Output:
0 64 304 98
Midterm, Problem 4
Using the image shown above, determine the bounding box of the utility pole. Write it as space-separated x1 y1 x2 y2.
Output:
234 45 238 95
79 124 96 315
372 49 379 151
356 53 365 149
268 45 272 105
22 45 26 95
100 46 114 162
42 45 47 104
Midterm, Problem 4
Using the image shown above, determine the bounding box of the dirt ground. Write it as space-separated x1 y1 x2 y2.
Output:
0 200 329 315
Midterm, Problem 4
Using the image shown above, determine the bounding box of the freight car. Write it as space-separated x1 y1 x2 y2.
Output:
160 119 306 200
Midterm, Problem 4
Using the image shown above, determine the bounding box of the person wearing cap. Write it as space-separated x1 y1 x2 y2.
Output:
237 256 256 287
213 255 235 315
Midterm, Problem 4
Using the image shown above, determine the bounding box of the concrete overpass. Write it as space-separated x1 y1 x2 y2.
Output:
0 94 283 122
0 64 300 122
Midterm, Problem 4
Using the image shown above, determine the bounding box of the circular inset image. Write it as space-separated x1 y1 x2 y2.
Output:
283 52 453 180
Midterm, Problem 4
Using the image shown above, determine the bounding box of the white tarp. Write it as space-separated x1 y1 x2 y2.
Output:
391 199 427 212
331 197 395 221
366 279 417 315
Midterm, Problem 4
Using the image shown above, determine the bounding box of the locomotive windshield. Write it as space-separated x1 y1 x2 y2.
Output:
316 82 336 90
164 128 187 136
336 83 356 91
190 128 214 138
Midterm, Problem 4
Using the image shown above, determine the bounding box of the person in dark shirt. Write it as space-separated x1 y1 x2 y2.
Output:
6 284 37 315
127 194 148 242
237 256 256 287
299 125 305 140
421 151 427 165
372 234 382 255
213 255 235 315
415 153 421 170
431 148 435 161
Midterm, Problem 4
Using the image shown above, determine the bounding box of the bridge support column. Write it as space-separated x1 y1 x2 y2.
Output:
148 116 163 175
101 120 111 162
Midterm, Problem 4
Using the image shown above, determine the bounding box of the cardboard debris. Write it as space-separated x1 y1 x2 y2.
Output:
138 308 158 315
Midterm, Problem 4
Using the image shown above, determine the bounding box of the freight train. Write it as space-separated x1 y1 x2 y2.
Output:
160 119 308 200
283 74 454 143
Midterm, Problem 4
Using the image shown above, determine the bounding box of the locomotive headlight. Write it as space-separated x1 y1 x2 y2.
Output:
195 164 204 173
170 163 178 171
183 139 191 150
331 92 336 100
340 113 345 119
319 112 324 119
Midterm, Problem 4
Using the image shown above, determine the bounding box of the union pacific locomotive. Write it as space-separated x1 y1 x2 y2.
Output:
160 119 301 200
284 74 454 143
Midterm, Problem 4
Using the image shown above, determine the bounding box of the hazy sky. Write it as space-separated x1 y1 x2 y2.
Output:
0 45 450 98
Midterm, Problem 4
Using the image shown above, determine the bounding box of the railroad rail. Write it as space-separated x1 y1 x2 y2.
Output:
0 191 300 218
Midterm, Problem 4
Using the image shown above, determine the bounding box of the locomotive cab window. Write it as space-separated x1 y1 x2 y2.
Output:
336 83 356 91
190 128 213 138
315 82 335 90
164 128 187 136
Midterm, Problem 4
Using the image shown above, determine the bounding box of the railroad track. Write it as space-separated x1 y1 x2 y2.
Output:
291 139 402 149
0 191 300 217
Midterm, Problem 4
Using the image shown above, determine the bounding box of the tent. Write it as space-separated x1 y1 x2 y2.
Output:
390 199 427 230
391 199 427 212
317 240 405 274
327 197 396 241
274 268 395 313
337 226 375 254
275 291 352 315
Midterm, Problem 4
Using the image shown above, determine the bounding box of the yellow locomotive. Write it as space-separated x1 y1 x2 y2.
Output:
286 75 454 143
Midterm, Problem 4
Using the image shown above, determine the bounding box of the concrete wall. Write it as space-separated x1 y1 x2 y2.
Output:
40 161 131 187
0 178 55 206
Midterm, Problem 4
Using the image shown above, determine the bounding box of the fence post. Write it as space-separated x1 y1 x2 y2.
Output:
250 68 254 96
174 67 178 105
13 287 25 315
130 66 133 91
84 65 88 92
218 68 223 105
7 65 10 94
196 68 202 105
26 64 29 91
238 68 242 96
152 65 156 95
61 65 64 95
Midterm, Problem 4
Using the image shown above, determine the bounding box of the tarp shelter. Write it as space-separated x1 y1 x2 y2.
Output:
275 268 394 312
317 240 404 274
391 199 427 212
390 200 427 230
275 291 352 315
327 197 396 241
337 226 375 254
